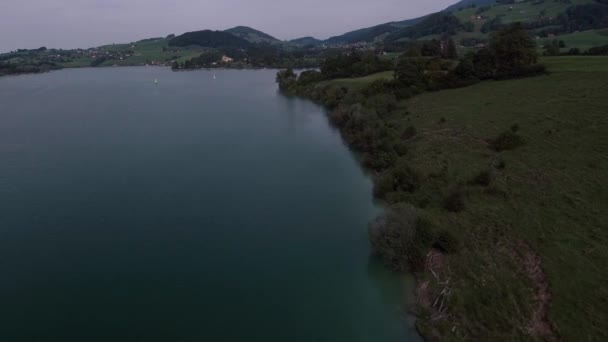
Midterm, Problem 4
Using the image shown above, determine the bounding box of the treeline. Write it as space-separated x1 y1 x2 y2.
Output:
544 41 608 56
320 51 393 78
277 23 543 271
0 48 63 76
0 60 62 76
173 43 322 70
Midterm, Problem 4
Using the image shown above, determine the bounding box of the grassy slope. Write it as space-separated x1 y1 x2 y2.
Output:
404 56 607 340
404 57 607 340
482 0 592 24
322 57 608 340
62 38 206 67
540 29 608 52
452 0 607 52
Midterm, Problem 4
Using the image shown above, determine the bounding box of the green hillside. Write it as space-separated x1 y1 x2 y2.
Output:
280 55 608 341
404 56 608 341
60 37 207 67
450 0 608 52
324 17 426 44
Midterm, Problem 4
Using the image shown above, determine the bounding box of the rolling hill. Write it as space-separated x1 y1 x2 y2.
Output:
168 30 251 48
324 16 427 45
289 37 322 46
224 26 281 44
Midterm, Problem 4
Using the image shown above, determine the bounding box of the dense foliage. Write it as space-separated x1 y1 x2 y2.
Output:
558 2 608 32
0 48 63 76
320 51 393 78
174 43 322 70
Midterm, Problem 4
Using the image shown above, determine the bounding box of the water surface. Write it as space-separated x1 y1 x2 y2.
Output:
0 67 418 341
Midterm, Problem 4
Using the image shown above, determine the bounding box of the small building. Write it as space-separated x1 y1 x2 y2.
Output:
221 55 233 63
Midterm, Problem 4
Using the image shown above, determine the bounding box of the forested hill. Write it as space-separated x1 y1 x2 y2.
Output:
224 26 281 44
168 30 251 48
289 37 322 46
322 0 493 45
385 12 462 41
324 17 427 45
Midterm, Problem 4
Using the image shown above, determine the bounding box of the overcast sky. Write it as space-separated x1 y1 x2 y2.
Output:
1 0 456 52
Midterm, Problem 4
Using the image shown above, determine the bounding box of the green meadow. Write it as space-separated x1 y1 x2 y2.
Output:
319 56 608 340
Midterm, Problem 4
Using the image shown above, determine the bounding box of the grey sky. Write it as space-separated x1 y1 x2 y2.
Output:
1 0 456 52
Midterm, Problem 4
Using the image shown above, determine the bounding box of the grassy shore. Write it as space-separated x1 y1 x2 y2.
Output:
316 56 607 340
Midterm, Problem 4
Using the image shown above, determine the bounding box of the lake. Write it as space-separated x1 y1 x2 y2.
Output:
0 67 419 341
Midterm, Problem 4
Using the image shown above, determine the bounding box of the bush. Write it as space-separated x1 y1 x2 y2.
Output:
393 160 421 193
435 228 461 253
472 170 492 187
368 204 420 272
402 126 417 140
490 131 524 151
372 161 420 199
444 189 465 212
374 172 397 199
394 57 426 88
394 143 408 156
297 70 324 86
496 158 506 170
365 94 398 118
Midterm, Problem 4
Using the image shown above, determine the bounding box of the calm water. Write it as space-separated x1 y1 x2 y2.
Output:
0 67 419 341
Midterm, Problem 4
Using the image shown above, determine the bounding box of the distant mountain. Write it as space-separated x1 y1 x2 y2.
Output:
169 30 251 48
444 0 496 13
224 26 281 44
289 37 321 46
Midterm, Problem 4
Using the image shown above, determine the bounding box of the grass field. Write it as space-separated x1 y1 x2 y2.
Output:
479 0 592 24
400 56 608 340
317 56 608 340
540 29 608 52
452 0 606 52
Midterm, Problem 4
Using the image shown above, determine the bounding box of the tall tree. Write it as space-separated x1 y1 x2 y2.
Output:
445 38 458 59
490 23 537 74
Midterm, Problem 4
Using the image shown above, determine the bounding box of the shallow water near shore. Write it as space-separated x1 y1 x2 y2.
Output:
0 67 420 341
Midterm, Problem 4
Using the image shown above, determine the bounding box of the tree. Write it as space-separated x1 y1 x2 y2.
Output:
454 56 476 80
171 61 179 70
275 67 297 91
490 23 538 75
472 48 496 79
445 38 458 59
464 21 475 32
421 39 442 57
394 57 425 88
368 204 424 271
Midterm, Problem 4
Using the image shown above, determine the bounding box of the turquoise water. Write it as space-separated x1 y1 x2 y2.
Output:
0 67 419 341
